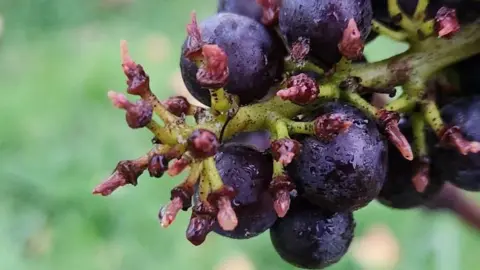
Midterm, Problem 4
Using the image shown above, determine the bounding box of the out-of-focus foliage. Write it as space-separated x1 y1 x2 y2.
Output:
0 1 478 269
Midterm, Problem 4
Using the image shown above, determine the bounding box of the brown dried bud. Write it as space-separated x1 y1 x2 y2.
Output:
273 190 290 218
314 113 353 142
120 41 151 96
269 175 296 218
216 196 238 231
171 184 195 210
92 160 146 196
186 203 217 246
439 126 480 155
167 157 192 176
207 184 237 204
107 91 153 128
206 185 238 231
435 7 460 39
108 91 130 109
196 44 229 88
163 96 190 117
125 99 153 129
184 11 204 60
277 73 318 104
412 156 430 193
338 18 364 60
160 184 196 226
188 129 219 159
271 138 301 166
159 197 184 228
256 0 280 26
290 38 310 63
377 110 413 160
158 181 196 228
148 154 169 178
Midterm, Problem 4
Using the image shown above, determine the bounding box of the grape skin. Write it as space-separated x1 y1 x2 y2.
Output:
180 13 284 106
279 0 373 67
212 140 277 239
431 96 480 191
270 198 355 269
377 119 445 209
455 54 480 96
287 102 388 212
213 193 277 239
217 0 263 23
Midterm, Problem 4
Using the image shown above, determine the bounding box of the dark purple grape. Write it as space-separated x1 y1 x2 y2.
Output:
287 102 388 212
213 193 277 239
455 54 480 96
217 0 263 22
270 198 355 269
279 0 373 66
212 141 276 239
455 1 480 23
371 0 398 25
431 96 480 191
377 119 445 209
180 13 284 106
223 129 272 152
434 55 480 106
215 144 273 206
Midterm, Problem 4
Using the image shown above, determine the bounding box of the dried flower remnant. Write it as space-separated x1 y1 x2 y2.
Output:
338 19 364 60
277 73 318 104
314 113 353 142
435 7 460 39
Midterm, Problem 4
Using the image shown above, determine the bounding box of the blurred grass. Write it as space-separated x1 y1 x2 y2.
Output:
0 1 479 270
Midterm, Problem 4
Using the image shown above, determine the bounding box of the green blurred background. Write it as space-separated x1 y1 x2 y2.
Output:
0 1 478 269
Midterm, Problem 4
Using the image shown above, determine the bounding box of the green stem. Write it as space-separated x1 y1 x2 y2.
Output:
209 88 232 114
198 174 211 202
284 59 325 76
413 0 429 20
141 92 180 124
286 120 315 135
273 161 284 177
147 121 178 145
371 20 408 42
413 23 480 79
202 157 223 192
422 99 444 135
351 21 480 90
387 0 417 37
186 162 203 186
384 92 416 113
274 120 290 139
412 111 428 157
318 84 340 99
340 91 378 118
303 61 325 75
216 97 304 139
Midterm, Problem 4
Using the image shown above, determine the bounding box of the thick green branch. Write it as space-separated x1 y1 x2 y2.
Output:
151 21 480 146
351 21 480 90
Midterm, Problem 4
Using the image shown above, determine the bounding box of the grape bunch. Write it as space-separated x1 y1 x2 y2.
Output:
93 0 480 268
